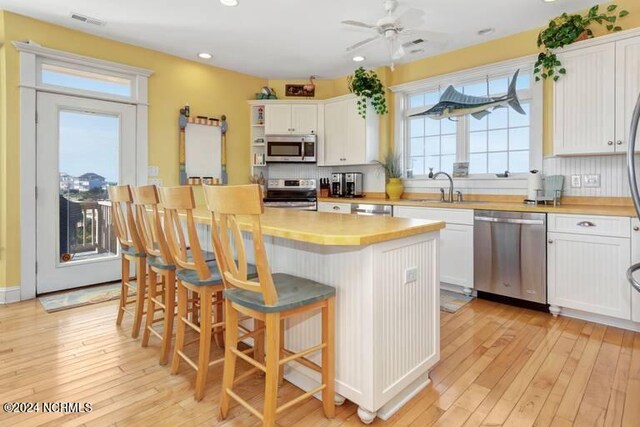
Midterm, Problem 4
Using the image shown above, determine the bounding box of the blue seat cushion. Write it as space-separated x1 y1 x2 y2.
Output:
147 250 215 271
177 260 257 286
224 273 335 313
122 246 145 257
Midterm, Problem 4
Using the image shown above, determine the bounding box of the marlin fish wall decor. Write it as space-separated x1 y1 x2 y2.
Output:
411 70 526 121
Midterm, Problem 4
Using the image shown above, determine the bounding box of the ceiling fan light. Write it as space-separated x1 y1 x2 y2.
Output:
353 55 366 62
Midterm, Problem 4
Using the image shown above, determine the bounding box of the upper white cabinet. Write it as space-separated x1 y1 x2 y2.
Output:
265 104 317 135
323 96 379 166
554 35 640 155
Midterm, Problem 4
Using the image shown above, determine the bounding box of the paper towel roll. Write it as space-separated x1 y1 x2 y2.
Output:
527 171 543 200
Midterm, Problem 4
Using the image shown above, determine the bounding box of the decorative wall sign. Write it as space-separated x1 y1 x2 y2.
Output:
285 84 315 97
178 110 228 185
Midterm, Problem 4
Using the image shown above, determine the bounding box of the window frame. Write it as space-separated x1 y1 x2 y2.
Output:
392 56 543 181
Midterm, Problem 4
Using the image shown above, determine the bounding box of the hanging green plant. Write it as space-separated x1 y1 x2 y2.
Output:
347 67 388 118
535 4 629 82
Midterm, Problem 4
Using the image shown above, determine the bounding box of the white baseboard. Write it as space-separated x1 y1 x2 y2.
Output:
440 282 476 296
0 286 22 304
553 307 640 333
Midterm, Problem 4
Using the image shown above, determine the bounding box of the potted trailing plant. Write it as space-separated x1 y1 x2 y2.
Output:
347 67 388 119
375 149 404 200
535 4 629 81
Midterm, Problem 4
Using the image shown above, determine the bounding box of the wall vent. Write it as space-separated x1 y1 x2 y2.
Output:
70 12 106 26
402 38 425 48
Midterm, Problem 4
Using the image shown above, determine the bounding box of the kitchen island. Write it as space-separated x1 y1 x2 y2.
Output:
191 208 445 423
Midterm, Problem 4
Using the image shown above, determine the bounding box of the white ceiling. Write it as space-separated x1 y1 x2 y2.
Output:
0 0 597 79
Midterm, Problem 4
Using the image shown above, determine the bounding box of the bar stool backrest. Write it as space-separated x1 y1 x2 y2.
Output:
160 186 211 281
108 185 144 254
203 184 278 306
132 185 173 264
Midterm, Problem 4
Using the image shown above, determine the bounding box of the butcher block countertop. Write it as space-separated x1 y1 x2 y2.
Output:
318 195 637 217
190 207 445 246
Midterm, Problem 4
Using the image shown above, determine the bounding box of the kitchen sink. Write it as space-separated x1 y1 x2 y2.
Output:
403 199 488 205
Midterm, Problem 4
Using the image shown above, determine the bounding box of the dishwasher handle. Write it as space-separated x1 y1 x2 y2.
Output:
474 216 545 226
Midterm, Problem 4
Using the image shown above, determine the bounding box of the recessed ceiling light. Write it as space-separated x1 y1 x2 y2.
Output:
220 0 239 6
198 52 212 59
477 28 495 36
352 55 366 62
542 0 557 2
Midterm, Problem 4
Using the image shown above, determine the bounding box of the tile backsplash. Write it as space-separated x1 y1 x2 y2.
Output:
265 163 385 193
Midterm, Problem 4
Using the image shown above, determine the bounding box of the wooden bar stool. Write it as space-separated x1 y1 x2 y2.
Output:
160 185 239 401
132 185 178 365
204 184 336 427
108 185 147 339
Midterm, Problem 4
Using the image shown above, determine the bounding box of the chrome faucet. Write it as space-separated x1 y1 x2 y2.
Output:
432 171 454 202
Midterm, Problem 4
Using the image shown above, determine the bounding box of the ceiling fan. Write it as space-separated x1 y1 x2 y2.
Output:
342 0 446 69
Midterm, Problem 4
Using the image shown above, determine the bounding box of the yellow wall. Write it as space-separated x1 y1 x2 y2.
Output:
0 11 266 288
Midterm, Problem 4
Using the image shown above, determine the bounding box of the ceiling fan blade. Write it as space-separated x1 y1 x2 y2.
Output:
341 20 376 29
395 8 425 30
346 36 380 52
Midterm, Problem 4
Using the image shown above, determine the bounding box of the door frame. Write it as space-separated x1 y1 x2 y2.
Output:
14 41 153 301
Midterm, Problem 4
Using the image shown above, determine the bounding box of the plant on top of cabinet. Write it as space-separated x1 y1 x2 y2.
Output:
347 67 388 118
376 148 404 200
535 4 629 82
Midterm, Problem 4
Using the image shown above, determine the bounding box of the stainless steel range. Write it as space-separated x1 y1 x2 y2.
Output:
263 178 317 211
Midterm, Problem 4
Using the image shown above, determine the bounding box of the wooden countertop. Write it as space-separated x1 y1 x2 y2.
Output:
190 207 445 246
318 197 637 217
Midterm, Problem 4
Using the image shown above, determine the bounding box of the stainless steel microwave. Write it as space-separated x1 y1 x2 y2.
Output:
265 135 316 163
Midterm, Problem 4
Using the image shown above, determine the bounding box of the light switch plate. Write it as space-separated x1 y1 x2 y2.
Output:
583 174 601 188
404 267 417 284
148 165 159 177
570 175 582 188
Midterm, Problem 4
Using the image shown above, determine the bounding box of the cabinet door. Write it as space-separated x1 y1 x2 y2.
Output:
632 219 640 322
548 232 630 319
291 104 317 135
317 201 352 214
394 206 473 287
265 104 292 134
554 43 616 155
323 100 348 165
615 37 640 153
344 98 367 165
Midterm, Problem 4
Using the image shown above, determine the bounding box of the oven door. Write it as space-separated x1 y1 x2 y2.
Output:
263 201 317 211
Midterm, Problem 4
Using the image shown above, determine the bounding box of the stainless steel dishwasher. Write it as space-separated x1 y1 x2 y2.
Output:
474 210 547 305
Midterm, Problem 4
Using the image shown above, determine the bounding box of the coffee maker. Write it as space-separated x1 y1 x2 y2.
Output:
330 173 344 197
344 172 364 198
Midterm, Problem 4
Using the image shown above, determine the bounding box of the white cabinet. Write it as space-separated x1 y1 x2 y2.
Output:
323 96 379 166
317 201 352 214
265 104 317 135
632 218 640 322
554 35 640 155
394 206 474 290
547 214 631 320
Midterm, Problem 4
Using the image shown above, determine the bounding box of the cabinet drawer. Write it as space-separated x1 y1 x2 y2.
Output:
548 214 630 238
394 206 474 225
318 202 352 214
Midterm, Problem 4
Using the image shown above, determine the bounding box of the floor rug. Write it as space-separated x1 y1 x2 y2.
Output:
440 289 475 313
38 282 135 313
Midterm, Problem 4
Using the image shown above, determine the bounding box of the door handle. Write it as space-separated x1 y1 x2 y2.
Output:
617 140 623 145
608 141 614 146
634 226 640 231
577 221 596 227
548 239 553 244
332 206 340 210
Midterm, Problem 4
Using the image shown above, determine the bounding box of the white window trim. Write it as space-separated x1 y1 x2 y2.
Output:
391 55 543 183
12 41 153 301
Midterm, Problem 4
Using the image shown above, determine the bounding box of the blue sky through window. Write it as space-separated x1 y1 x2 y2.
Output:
59 111 119 183
42 68 131 97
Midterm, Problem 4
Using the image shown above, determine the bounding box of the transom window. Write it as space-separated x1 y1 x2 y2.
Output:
402 63 540 178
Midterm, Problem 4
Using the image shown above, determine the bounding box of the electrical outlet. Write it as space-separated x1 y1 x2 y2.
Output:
583 174 601 188
149 178 163 186
570 175 582 188
404 267 417 284
148 165 159 177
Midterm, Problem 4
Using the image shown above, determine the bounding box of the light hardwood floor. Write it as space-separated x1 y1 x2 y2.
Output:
1 296 639 426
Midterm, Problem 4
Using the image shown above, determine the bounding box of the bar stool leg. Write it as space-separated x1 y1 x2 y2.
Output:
194 289 213 401
219 299 239 420
131 256 147 338
159 270 176 366
141 268 157 347
278 319 285 386
213 290 225 348
116 256 129 326
254 319 265 366
171 280 188 374
263 313 281 427
322 297 336 418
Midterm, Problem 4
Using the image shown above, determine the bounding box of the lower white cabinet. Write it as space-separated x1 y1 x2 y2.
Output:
548 214 631 320
317 201 352 214
394 206 474 290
